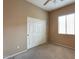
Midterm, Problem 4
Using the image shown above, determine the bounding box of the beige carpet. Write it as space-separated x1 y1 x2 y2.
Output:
14 43 74 59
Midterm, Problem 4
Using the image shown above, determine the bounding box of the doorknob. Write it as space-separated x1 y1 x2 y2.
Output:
27 34 29 36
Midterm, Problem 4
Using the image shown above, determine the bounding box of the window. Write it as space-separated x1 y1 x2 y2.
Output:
58 13 75 35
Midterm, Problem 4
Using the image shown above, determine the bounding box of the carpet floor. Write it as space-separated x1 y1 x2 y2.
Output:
13 43 74 59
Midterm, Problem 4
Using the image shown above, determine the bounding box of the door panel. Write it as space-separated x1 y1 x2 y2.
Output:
27 17 47 49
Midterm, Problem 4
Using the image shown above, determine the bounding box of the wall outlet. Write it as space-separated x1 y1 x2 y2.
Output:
17 46 20 49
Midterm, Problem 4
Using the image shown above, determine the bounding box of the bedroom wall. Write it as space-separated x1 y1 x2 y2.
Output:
49 3 75 49
3 0 48 57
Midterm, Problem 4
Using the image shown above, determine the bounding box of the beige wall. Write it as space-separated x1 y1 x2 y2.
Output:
3 0 48 57
49 3 75 49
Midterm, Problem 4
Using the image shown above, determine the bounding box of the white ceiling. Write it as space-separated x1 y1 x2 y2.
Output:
26 0 75 11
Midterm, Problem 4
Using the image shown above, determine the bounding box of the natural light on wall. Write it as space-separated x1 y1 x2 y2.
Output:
58 13 75 35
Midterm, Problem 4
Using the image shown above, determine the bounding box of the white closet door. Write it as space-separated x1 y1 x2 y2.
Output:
27 17 46 49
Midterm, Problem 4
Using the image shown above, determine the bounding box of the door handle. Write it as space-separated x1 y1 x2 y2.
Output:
27 34 29 36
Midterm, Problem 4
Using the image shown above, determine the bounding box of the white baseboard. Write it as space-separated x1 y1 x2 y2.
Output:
3 49 27 59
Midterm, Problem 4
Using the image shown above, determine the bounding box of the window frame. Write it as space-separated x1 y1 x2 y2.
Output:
58 13 75 35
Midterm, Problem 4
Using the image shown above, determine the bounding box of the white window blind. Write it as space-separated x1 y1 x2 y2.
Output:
58 13 75 35
58 16 66 34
